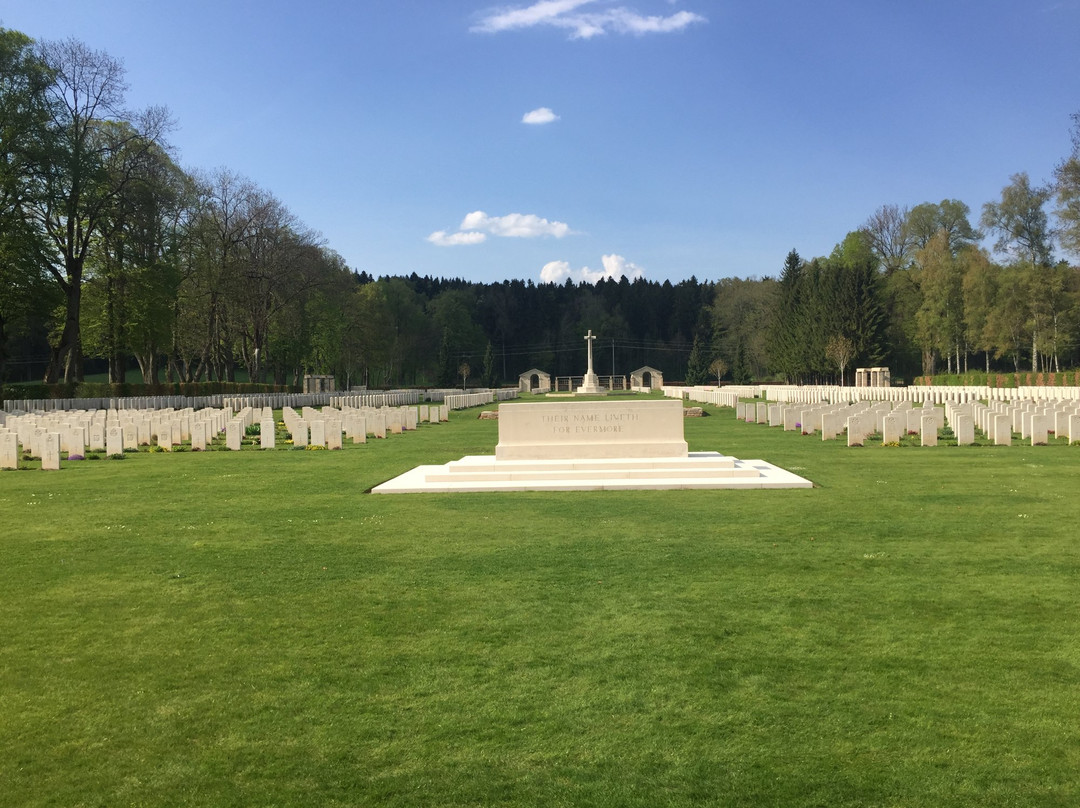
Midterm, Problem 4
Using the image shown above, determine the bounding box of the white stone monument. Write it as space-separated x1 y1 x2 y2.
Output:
575 330 606 395
374 399 812 493
496 399 688 460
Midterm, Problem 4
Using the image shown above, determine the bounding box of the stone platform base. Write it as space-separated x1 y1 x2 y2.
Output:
371 452 812 493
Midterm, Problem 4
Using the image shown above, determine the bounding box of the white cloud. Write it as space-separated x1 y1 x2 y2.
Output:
540 260 573 283
426 230 487 247
472 0 705 39
522 107 559 125
540 254 645 284
462 210 571 238
472 0 593 33
428 210 573 247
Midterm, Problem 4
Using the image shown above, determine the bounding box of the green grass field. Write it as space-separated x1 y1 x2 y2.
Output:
2 402 1079 807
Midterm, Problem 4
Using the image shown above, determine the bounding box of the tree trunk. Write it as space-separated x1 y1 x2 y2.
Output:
0 311 9 399
44 271 84 384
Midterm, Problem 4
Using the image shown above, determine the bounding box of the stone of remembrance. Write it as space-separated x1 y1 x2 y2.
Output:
373 399 811 493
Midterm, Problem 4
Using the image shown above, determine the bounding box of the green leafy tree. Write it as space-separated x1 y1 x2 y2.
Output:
32 37 171 383
82 132 192 383
1054 112 1080 258
766 249 805 381
436 327 455 387
982 172 1056 370
981 173 1054 268
684 334 709 385
482 341 497 388
862 204 913 275
824 334 855 385
959 246 997 372
914 232 965 374
826 232 886 371
711 276 775 382
984 265 1030 372
0 28 55 390
907 199 981 253
731 337 753 384
709 357 728 385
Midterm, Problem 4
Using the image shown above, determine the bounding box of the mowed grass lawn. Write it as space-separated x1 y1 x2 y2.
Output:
2 401 1079 807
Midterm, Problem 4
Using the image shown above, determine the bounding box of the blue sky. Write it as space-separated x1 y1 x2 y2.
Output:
4 0 1079 284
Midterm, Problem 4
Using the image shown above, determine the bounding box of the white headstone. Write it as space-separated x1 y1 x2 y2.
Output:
846 416 864 447
293 420 309 447
954 415 975 446
821 411 843 441
993 414 1012 446
226 421 243 451
882 414 902 444
66 428 85 458
0 432 18 469
309 419 326 447
260 420 275 449
107 426 123 456
326 420 342 450
906 409 923 435
387 411 403 435
192 421 207 451
783 407 799 432
921 415 938 446
1030 414 1051 446
42 432 61 470
89 423 105 451
768 404 783 427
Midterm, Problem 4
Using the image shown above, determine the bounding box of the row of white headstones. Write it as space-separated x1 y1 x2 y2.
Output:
735 397 1080 446
0 402 451 470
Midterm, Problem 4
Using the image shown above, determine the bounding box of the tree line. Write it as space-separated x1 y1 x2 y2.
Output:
2 28 1079 393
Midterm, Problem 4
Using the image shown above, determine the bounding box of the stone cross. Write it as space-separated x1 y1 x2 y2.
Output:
584 329 597 376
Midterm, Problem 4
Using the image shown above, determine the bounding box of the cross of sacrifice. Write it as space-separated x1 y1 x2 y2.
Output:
584 329 596 375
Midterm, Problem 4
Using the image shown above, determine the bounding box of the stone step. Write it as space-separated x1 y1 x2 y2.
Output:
426 467 760 483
